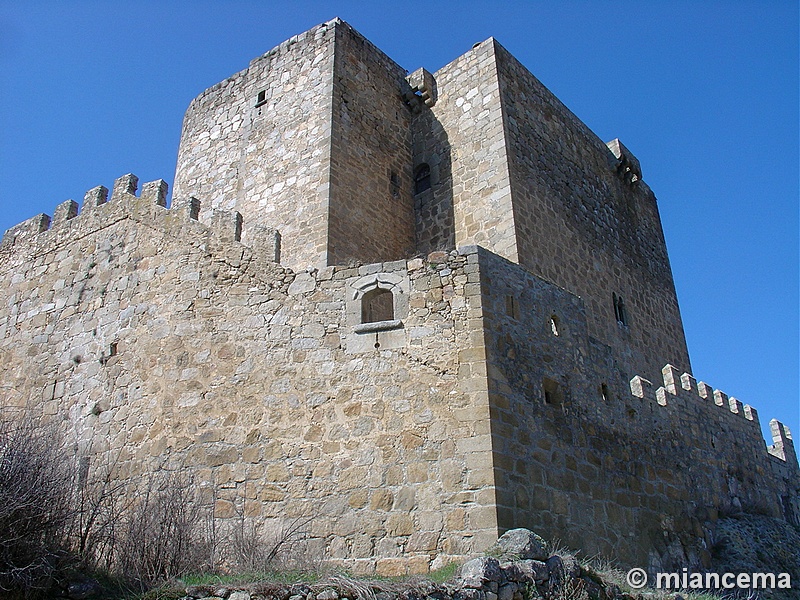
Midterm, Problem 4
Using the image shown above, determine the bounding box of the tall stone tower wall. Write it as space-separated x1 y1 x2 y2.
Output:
493 43 690 379
411 40 517 263
173 21 336 269
174 19 417 270
326 22 416 265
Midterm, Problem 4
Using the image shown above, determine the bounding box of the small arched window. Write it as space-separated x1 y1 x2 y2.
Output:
613 293 628 326
414 163 431 194
361 288 394 323
549 315 560 336
600 383 611 402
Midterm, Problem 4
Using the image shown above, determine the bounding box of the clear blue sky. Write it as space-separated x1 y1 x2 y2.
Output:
1 1 797 444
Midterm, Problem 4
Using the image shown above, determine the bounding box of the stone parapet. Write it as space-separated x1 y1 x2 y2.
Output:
0 174 279 264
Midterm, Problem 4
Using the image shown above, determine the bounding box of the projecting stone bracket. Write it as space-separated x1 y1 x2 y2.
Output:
606 138 641 185
354 319 403 334
403 67 437 111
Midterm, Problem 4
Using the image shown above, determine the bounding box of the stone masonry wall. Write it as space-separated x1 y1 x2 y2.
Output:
173 20 337 270
0 176 501 576
492 42 691 383
412 39 518 264
326 22 416 265
475 247 800 571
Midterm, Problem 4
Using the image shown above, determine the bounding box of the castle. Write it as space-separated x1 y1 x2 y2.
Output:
0 18 797 576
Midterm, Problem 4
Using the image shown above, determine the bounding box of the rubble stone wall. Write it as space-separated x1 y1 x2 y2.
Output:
476 247 799 569
0 179 500 577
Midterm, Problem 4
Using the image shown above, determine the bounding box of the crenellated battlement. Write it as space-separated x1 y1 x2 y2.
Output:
0 174 281 263
630 363 797 466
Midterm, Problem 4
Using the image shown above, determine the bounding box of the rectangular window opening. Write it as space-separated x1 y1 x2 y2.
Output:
505 295 520 320
543 377 564 406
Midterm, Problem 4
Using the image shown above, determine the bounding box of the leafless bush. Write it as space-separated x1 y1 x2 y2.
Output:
67 454 131 572
0 412 74 594
0 408 325 594
230 514 316 572
114 470 211 587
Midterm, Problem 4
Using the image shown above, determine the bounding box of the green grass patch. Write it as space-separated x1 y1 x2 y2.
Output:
427 561 460 584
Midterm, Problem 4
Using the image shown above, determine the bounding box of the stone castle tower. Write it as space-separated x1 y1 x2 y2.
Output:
1 18 797 575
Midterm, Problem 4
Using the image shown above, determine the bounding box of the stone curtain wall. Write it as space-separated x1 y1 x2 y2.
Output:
0 175 797 574
0 178 501 576
476 248 799 570
491 42 691 384
173 21 337 270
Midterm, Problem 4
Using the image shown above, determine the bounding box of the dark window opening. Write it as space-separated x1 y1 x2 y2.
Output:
613 293 628 326
361 288 394 324
781 494 798 526
414 163 431 194
600 383 610 402
543 378 564 406
255 90 267 107
78 456 90 485
390 171 400 198
505 295 520 320
550 314 560 336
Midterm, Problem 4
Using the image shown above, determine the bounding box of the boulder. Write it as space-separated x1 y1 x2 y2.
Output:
458 556 502 589
514 559 549 583
66 578 103 600
487 529 547 561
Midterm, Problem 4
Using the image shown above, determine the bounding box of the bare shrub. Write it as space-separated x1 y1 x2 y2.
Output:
230 514 316 573
0 410 218 593
67 454 130 572
0 412 74 594
114 470 210 588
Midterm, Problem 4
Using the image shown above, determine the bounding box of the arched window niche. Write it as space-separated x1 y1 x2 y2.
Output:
414 163 431 195
362 287 394 324
349 272 408 336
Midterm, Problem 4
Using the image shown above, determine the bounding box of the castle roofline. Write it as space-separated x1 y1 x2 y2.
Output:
246 17 408 76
